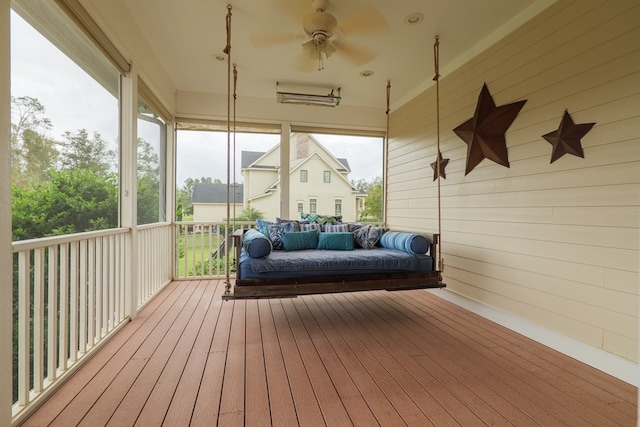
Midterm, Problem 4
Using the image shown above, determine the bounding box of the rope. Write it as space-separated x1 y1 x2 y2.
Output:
233 64 237 228
384 80 391 227
433 35 444 275
224 5 232 293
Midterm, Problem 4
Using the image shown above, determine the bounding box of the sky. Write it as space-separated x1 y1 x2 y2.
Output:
11 10 383 188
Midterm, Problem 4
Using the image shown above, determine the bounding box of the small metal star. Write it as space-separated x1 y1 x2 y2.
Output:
430 151 449 181
542 110 595 163
453 83 527 175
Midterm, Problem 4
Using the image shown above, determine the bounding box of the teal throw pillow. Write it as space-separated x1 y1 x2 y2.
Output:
283 230 319 251
316 232 354 250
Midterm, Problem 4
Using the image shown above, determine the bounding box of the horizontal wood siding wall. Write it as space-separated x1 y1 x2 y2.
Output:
387 0 639 361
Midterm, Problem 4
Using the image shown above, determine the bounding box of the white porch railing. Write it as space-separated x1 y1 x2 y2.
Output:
173 221 253 279
10 223 175 425
137 223 173 307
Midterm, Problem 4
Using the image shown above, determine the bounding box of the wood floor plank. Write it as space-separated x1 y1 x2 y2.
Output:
258 299 299 427
21 281 185 427
190 284 235 425
336 291 508 426
396 290 635 426
162 281 225 426
292 298 380 427
281 299 354 426
88 280 210 426
23 281 637 427
303 294 410 426
218 299 247 426
244 299 272 426
270 301 326 427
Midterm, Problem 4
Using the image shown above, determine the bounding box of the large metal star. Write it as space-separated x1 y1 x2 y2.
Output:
542 110 595 163
430 151 449 181
453 83 527 175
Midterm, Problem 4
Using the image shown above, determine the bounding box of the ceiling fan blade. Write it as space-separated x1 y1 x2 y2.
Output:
336 40 377 66
330 3 388 35
250 31 299 48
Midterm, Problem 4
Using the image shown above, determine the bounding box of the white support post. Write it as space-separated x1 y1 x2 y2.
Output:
0 1 12 424
280 122 290 219
165 121 176 279
121 64 138 319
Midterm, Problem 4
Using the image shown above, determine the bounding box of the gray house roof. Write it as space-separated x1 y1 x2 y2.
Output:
192 183 243 203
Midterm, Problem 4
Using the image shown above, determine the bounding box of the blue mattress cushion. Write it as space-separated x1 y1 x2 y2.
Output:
317 232 354 250
243 228 272 259
379 231 430 255
283 230 319 251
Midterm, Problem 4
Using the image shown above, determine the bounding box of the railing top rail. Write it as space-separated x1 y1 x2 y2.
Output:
137 222 171 231
12 227 130 253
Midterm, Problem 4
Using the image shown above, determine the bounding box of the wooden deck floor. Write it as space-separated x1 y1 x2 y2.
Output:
23 280 637 426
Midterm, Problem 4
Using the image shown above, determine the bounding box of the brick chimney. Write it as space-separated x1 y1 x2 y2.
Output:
295 133 309 159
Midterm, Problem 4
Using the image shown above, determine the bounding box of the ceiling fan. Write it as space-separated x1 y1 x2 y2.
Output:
251 0 387 71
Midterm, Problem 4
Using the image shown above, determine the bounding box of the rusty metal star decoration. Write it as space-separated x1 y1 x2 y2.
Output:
542 110 595 163
430 151 449 181
453 83 527 175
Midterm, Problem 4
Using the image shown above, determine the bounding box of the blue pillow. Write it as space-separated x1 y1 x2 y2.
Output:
379 231 430 254
243 229 272 259
283 230 319 251
323 224 350 232
267 222 299 250
317 232 354 250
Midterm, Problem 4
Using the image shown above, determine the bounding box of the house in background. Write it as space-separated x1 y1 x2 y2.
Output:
241 133 366 222
191 182 243 223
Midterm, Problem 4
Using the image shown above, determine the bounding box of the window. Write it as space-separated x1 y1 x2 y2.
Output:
309 198 317 214
137 97 166 224
297 202 304 213
335 199 342 216
300 169 308 182
10 5 120 241
323 170 331 183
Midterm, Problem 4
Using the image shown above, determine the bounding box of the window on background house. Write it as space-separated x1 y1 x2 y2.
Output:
323 170 331 183
335 199 342 216
298 202 304 213
137 96 166 225
309 198 317 214
300 169 308 182
10 3 121 241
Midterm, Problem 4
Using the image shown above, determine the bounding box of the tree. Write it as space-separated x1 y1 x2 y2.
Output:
59 129 116 175
10 96 58 186
137 138 161 224
359 176 383 221
12 169 118 241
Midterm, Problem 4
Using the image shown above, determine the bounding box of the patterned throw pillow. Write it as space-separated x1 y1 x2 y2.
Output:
267 222 299 250
300 213 341 225
300 223 322 233
353 224 386 249
283 230 319 251
323 224 350 232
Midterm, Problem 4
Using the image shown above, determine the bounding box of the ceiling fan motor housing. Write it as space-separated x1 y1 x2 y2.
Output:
303 10 337 38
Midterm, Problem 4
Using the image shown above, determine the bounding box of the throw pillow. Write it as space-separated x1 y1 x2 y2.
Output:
242 228 272 259
323 224 350 232
379 231 430 254
267 222 299 250
300 223 322 233
283 230 319 251
316 232 354 250
255 219 274 237
353 224 386 249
